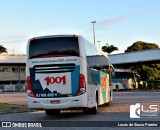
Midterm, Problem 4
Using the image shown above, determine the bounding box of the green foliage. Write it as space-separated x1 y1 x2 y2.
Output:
125 41 159 52
0 103 33 114
0 45 7 54
125 41 160 82
102 43 118 54
141 65 160 81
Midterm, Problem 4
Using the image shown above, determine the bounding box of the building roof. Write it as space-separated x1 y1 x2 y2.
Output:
109 48 160 66
0 48 160 66
0 54 26 64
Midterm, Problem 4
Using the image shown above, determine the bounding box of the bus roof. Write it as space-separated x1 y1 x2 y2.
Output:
29 34 79 40
114 69 134 73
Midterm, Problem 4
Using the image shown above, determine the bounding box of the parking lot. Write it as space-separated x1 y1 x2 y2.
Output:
0 91 160 129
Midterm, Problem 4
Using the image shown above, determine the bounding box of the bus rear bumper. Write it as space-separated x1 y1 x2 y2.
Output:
28 93 87 110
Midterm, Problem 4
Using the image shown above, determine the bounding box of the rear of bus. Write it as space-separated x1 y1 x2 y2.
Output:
26 35 87 114
112 70 136 91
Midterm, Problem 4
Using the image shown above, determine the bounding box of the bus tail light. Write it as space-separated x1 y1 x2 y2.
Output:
73 34 78 39
76 74 86 96
27 76 35 97
30 37 35 41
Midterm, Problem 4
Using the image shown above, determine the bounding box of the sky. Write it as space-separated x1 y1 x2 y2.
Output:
0 0 160 54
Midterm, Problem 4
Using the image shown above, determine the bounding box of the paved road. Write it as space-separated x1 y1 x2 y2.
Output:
0 91 160 130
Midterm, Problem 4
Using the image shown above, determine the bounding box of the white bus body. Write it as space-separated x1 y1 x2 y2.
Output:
26 35 112 115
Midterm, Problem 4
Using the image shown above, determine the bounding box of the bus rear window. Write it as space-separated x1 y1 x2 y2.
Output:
28 36 79 59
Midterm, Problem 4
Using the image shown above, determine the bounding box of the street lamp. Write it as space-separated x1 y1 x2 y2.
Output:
91 21 96 44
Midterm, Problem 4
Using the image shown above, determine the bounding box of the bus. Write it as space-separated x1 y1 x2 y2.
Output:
112 69 139 91
26 35 112 115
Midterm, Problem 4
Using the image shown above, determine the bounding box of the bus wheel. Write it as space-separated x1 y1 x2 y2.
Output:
83 108 89 114
83 104 98 114
115 85 119 91
91 94 98 114
83 94 98 114
45 109 60 115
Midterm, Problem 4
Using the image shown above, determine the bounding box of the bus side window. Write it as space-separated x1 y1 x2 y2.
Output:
91 68 100 85
87 66 93 84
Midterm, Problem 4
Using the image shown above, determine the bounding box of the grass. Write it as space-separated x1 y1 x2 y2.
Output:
0 103 34 115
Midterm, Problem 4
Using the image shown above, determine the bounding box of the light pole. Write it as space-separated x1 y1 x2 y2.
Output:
97 40 101 49
91 21 96 44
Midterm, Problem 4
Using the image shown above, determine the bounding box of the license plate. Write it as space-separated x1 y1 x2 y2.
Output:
50 100 60 104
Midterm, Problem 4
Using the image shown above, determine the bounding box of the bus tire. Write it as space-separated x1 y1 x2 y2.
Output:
83 92 98 114
45 109 60 115
90 92 98 114
83 108 89 114
115 85 119 91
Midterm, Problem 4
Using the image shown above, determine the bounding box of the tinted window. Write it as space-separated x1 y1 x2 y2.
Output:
114 72 134 78
85 41 99 56
29 36 79 59
0 68 9 72
12 68 19 72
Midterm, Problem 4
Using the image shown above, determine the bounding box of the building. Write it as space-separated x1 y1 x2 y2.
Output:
0 54 26 91
1 49 159 91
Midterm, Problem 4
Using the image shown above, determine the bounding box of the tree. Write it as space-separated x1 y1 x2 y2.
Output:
102 43 118 54
0 45 7 54
125 41 158 52
141 65 160 81
125 41 160 82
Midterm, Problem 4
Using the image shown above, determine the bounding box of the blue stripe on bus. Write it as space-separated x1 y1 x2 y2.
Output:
71 66 80 96
112 78 128 89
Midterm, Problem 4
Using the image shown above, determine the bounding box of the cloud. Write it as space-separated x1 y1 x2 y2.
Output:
100 15 129 26
0 34 29 44
98 10 154 26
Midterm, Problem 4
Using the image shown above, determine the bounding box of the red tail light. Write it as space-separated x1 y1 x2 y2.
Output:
30 37 35 41
27 76 35 97
73 34 78 38
76 74 86 96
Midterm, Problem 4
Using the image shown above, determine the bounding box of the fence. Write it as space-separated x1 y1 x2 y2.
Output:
0 84 27 92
